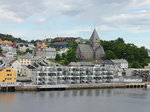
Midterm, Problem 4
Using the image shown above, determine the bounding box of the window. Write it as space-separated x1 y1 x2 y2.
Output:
6 69 11 72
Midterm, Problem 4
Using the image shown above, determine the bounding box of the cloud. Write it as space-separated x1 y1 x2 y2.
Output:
0 0 150 34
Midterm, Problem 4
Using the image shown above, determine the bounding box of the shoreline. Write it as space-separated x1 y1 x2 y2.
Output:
0 83 148 92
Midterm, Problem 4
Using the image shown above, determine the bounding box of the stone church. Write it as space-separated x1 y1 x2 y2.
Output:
76 29 105 60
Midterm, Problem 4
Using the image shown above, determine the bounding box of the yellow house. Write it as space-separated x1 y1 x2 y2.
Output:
0 67 17 82
2 40 12 44
37 42 48 48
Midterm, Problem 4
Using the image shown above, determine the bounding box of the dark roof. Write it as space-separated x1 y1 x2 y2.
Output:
78 44 93 53
26 65 36 69
53 42 67 45
90 29 100 42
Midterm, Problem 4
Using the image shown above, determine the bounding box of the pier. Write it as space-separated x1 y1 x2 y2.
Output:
126 83 147 88
0 83 148 92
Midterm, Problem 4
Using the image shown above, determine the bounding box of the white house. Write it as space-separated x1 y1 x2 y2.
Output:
57 48 69 55
9 59 22 76
111 59 128 69
18 52 33 66
17 43 35 52
33 47 57 59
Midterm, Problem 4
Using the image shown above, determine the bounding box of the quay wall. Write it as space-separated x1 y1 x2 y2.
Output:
0 83 148 92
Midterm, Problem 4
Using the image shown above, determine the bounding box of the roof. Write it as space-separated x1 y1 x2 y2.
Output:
111 59 128 64
90 29 100 42
46 48 56 52
69 62 96 66
53 42 67 45
55 37 81 40
101 60 114 65
18 53 33 59
78 44 93 53
8 59 17 65
2 58 16 64
25 52 33 57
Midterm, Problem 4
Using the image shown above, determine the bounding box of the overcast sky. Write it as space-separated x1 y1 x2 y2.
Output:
0 0 150 48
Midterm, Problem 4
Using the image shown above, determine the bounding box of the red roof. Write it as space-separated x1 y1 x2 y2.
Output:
55 37 82 40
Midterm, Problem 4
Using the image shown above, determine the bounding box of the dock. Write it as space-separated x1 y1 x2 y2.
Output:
0 83 148 92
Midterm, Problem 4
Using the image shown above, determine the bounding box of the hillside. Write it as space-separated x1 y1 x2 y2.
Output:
0 33 27 43
101 38 150 68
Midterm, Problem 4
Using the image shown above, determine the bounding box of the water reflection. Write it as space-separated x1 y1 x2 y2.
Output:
0 89 149 112
0 93 16 102
33 88 149 99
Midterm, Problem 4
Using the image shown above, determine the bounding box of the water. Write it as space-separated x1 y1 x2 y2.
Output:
0 89 150 112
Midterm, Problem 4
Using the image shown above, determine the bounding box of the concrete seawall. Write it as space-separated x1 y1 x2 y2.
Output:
67 83 127 89
0 83 147 92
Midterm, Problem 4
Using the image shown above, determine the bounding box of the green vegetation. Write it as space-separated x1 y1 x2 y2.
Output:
25 48 33 54
0 33 27 42
54 41 78 65
0 48 2 54
17 51 24 56
101 38 150 68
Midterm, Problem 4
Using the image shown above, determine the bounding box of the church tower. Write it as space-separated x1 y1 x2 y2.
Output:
90 29 101 51
90 29 105 59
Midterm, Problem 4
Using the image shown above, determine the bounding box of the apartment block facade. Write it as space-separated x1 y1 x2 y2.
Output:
32 66 114 85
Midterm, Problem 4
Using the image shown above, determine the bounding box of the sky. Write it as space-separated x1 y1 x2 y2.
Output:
0 0 150 48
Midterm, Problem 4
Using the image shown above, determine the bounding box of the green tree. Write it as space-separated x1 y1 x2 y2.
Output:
55 54 61 61
25 48 33 54
131 61 142 68
105 50 117 59
62 53 66 59
66 49 77 63
0 48 2 54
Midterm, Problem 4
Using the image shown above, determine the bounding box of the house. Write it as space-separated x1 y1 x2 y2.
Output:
20 58 60 78
0 58 21 76
113 76 142 83
148 49 150 57
52 42 69 48
37 42 48 48
8 59 21 76
3 51 16 58
111 59 128 69
76 29 105 60
0 40 12 45
33 47 56 59
18 52 33 66
1 45 16 52
54 37 82 42
125 68 150 82
57 48 69 55
1 45 17 57
17 43 35 52
101 60 114 69
0 54 5 60
21 65 36 78
0 67 17 84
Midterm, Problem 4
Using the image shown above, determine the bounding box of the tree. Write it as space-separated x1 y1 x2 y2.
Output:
101 38 149 68
131 61 142 68
17 51 23 56
0 48 2 54
62 53 66 59
55 54 61 61
66 49 77 63
105 50 117 59
25 48 33 54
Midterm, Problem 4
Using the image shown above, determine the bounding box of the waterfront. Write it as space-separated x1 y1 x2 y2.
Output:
0 89 150 112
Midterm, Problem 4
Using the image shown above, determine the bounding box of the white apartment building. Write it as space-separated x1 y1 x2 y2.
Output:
31 66 114 85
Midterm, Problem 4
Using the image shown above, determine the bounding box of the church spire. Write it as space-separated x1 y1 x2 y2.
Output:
90 29 100 43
